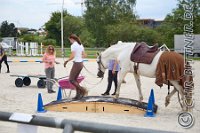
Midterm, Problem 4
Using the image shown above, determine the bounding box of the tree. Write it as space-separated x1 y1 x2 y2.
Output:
156 0 200 48
106 22 161 46
45 11 85 47
79 28 96 47
62 15 84 47
45 11 62 46
84 0 136 47
0 21 18 37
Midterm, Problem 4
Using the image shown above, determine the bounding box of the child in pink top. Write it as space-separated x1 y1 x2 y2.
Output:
42 45 59 93
43 53 56 69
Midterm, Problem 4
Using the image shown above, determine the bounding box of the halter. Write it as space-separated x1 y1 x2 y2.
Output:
97 54 106 77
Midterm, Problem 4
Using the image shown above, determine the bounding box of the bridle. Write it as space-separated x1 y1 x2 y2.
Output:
97 54 106 77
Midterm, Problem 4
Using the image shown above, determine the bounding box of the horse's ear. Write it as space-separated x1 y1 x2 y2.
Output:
97 52 100 56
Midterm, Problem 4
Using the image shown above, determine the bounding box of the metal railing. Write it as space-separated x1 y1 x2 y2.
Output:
0 111 175 133
8 47 106 58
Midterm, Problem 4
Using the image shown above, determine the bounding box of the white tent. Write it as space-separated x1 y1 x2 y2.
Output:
0 42 13 49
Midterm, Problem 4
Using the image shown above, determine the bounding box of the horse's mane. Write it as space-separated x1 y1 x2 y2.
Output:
102 41 136 58
109 41 135 49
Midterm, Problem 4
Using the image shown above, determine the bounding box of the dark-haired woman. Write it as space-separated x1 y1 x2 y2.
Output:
64 34 87 99
0 44 10 73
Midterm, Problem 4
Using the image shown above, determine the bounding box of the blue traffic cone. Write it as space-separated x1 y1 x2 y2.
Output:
37 93 46 113
150 89 155 105
57 87 62 101
144 91 155 117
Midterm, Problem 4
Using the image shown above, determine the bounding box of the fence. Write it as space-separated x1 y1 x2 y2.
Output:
8 47 105 58
0 111 174 133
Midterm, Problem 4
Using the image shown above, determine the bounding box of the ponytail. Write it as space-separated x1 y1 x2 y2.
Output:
69 34 82 45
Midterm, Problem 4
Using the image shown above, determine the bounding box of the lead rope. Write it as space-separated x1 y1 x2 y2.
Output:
81 64 104 89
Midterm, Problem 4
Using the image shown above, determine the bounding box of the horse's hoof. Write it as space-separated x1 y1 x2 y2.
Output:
165 101 169 107
181 105 188 111
115 94 119 99
182 108 186 112
139 96 143 102
165 99 170 107
165 96 170 107
180 104 188 112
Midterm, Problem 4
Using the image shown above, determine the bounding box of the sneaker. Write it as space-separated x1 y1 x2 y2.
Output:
101 92 109 96
112 92 116 95
48 90 56 93
122 80 126 83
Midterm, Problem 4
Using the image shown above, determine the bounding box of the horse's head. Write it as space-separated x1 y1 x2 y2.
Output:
96 52 106 78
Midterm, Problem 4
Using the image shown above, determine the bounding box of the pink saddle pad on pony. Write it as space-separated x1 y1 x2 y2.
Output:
58 76 85 89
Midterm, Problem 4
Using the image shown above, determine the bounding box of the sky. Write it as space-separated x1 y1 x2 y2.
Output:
0 0 178 29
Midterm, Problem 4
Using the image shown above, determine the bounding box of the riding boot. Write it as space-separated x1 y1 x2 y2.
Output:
73 89 80 99
73 88 83 100
74 83 87 97
81 87 88 96
74 87 88 99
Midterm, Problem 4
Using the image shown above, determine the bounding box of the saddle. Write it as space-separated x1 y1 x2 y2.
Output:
130 42 159 64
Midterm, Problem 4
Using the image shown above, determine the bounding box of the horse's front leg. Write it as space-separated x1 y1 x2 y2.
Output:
133 73 143 102
115 71 127 98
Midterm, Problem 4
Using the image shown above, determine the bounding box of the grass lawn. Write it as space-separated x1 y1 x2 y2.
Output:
193 57 200 61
